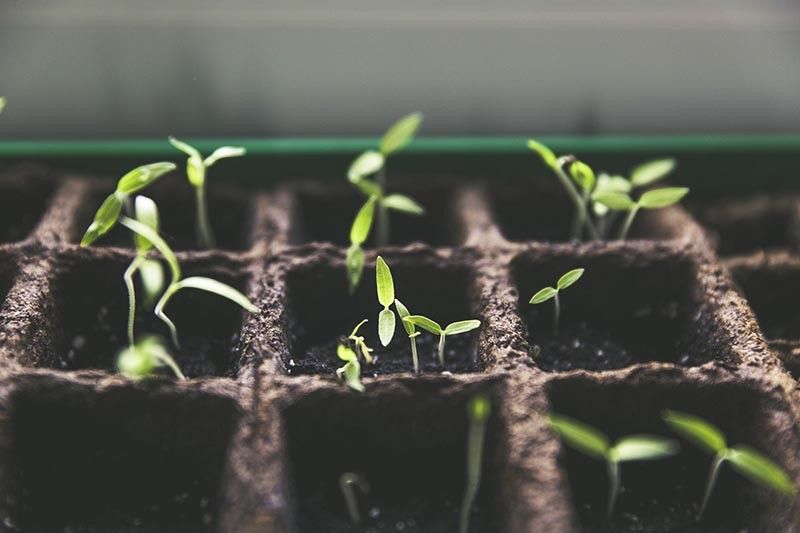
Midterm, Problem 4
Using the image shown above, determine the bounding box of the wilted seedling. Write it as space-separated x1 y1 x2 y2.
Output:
402 315 481 367
336 344 365 393
347 319 373 364
549 413 678 518
594 186 689 240
375 256 397 346
394 299 420 373
663 410 796 519
459 393 491 533
116 335 185 380
169 137 246 248
529 268 584 336
339 472 370 524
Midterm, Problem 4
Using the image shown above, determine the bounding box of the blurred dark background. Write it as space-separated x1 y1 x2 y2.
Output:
1 0 799 139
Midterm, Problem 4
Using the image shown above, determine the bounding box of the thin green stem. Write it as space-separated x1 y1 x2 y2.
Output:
553 161 598 240
195 184 216 248
698 453 726 520
438 333 446 367
410 336 419 373
570 188 591 240
459 415 487 533
606 459 620 518
154 351 186 380
119 216 181 282
339 473 369 525
618 206 640 241
376 168 389 246
155 284 181 349
553 291 561 337
123 256 145 346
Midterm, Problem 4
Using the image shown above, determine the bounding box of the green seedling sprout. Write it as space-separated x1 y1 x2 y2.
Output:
395 299 420 373
663 410 796 519
402 315 481 367
169 137 246 248
117 335 185 380
459 393 491 533
346 196 377 292
336 344 365 393
339 472 370 524
348 319 373 364
375 256 397 346
594 186 689 240
0 97 6 114
529 268 584 336
549 413 678 518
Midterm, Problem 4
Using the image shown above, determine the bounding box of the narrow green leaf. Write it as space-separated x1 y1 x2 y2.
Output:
337 343 358 362
134 196 160 252
468 393 491 422
378 308 396 347
444 319 481 336
119 216 181 282
350 196 377 245
662 410 727 454
728 446 796 496
610 435 679 462
173 276 258 313
638 187 689 209
116 162 176 195
549 414 610 459
204 146 246 167
350 318 369 338
139 258 165 306
375 256 395 307
353 178 382 197
593 191 635 211
0 97 5 114
81 193 123 246
341 360 365 393
529 286 557 305
595 174 632 195
346 244 365 292
382 194 425 215
168 136 202 160
569 161 596 192
395 299 415 335
557 268 584 290
630 158 676 187
348 150 385 182
403 315 443 335
380 112 423 155
527 139 558 169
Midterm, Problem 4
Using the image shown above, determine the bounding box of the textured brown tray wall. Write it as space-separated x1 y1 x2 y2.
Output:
0 165 797 532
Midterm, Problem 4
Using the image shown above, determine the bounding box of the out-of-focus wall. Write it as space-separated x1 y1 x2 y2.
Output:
1 0 799 138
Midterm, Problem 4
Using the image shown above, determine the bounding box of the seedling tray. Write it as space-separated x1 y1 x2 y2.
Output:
0 136 799 532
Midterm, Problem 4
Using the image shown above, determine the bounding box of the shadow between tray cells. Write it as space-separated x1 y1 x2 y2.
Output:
2 385 238 533
731 265 800 341
512 252 721 372
0 179 55 243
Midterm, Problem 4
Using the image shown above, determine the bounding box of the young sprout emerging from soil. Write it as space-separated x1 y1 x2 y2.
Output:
169 137 246 248
375 256 397 346
339 472 370 524
348 319 373 364
549 413 678 518
402 315 481 367
662 410 796 519
529 268 584 336
594 186 689 240
336 344 365 393
459 393 491 533
394 299 420 373
346 196 377 292
117 335 185 380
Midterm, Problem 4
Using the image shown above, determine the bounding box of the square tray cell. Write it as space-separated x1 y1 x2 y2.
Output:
281 256 484 375
2 382 238 533
282 383 506 532
0 175 55 243
729 263 800 341
288 183 461 247
512 249 726 371
46 256 251 378
75 181 254 251
546 377 795 532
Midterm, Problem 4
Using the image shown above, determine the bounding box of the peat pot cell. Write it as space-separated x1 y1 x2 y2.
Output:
4 384 238 532
547 378 789 532
284 386 506 532
513 251 722 371
283 259 482 375
0 178 54 243
693 195 800 256
289 185 459 247
76 182 253 251
730 264 800 341
490 180 678 243
47 258 249 378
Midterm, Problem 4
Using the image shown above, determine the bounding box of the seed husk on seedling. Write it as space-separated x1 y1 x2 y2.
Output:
402 315 481 367
347 319 373 364
336 344 365 393
662 410 796 519
549 413 678 518
394 299 421 373
375 256 397 346
339 472 370 524
117 335 185 380
459 393 491 533
169 137 246 248
529 268 584 336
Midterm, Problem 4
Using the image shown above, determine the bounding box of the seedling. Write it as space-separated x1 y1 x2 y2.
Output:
347 319 373 364
402 315 481 367
459 393 491 533
663 410 796 519
339 472 370 524
594 186 689 240
0 97 5 114
549 413 678 517
346 196 376 292
395 299 420 373
529 268 584 336
375 256 397 346
169 137 246 248
336 344 365 393
116 335 185 380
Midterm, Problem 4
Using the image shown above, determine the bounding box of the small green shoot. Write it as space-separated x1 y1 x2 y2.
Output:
346 196 377 292
375 256 396 346
663 410 796 519
394 299 420 373
594 186 689 240
529 268 584 336
348 319 373 364
336 344 365 393
402 315 481 367
117 335 185 380
0 97 6 114
169 137 246 248
549 413 678 518
459 393 491 533
339 472 370 524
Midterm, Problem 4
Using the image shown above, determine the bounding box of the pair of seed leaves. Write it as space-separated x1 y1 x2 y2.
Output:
529 268 584 305
117 335 185 381
168 137 245 189
336 344 364 393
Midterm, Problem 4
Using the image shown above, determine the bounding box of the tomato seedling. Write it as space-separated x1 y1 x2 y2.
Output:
402 315 481 367
529 268 584 336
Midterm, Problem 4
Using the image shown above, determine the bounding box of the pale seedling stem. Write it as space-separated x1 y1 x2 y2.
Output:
195 184 214 248
339 473 370 525
529 268 584 337
459 394 491 533
124 255 146 345
553 157 598 240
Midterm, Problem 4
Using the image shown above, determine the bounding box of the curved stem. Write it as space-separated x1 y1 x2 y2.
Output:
123 256 145 345
438 333 446 367
154 351 186 380
459 413 487 533
698 453 726 520
155 284 181 349
195 184 215 248
553 162 598 240
618 206 640 241
119 216 181 282
606 459 620 518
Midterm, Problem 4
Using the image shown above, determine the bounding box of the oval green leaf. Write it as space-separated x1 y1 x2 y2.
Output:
116 162 176 195
638 187 689 209
382 194 425 215
174 276 258 313
346 244 365 292
139 258 165 306
350 196 377 245
394 299 415 335
134 196 160 252
81 193 123 246
527 139 557 169
378 308 396 347
337 343 358 362
549 414 610 459
468 393 491 422
593 191 635 211
569 160 595 192
380 112 423 155
630 158 675 187
529 286 557 305
168 136 202 160
444 319 481 336
402 314 442 335
204 146 246 167
611 435 678 462
595 174 632 195
117 343 157 379
557 268 584 290
348 150 385 183
375 256 395 307
341 360 365 393
728 446 796 496
662 410 727 454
